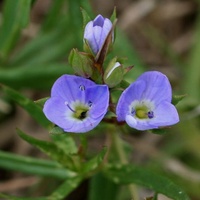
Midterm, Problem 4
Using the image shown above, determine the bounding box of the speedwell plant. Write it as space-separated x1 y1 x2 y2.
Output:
0 6 190 200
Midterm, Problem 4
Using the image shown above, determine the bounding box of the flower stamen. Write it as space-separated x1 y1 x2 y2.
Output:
79 85 85 91
147 111 154 119
88 100 93 107
66 103 75 113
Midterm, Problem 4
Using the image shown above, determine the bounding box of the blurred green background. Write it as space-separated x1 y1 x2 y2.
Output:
0 0 200 199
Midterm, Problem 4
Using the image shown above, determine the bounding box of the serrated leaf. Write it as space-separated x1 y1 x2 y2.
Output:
17 129 81 171
0 85 51 128
104 164 190 200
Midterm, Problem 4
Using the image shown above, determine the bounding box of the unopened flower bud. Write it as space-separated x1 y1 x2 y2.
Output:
104 58 123 88
68 49 93 78
83 15 113 55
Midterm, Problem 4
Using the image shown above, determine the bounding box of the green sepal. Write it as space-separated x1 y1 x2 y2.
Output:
150 128 167 135
104 111 117 119
110 7 117 42
34 97 49 108
119 79 130 89
104 57 123 88
81 7 91 29
68 48 94 78
110 7 117 23
49 126 65 134
172 94 187 106
83 38 95 56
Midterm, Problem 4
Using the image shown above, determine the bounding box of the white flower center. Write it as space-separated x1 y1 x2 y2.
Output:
129 100 155 120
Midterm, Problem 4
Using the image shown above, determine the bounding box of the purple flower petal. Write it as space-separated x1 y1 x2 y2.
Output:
149 102 179 127
84 14 112 55
51 75 95 102
43 97 74 130
125 115 158 131
136 71 172 105
116 71 179 130
93 15 104 27
85 85 109 119
43 75 109 133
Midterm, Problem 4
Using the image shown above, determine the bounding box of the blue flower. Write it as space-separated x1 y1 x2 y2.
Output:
116 71 179 131
84 14 112 55
43 75 109 133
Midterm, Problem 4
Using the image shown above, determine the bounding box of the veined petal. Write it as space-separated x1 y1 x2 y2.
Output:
86 85 109 119
83 14 113 55
117 71 179 131
84 21 93 38
93 26 103 54
149 102 179 127
65 115 104 133
43 75 109 133
125 115 158 131
84 22 98 54
137 71 172 105
93 15 104 27
103 18 112 32
51 75 95 102
43 97 74 130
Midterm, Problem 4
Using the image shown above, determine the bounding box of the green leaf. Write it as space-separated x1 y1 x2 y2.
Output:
184 13 200 102
0 63 72 90
0 176 82 200
82 147 107 175
88 173 119 200
0 150 76 179
0 0 31 59
17 129 81 171
41 0 66 31
0 85 51 128
50 132 78 155
47 176 82 200
104 164 190 200
0 177 82 200
0 193 47 200
9 21 74 66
